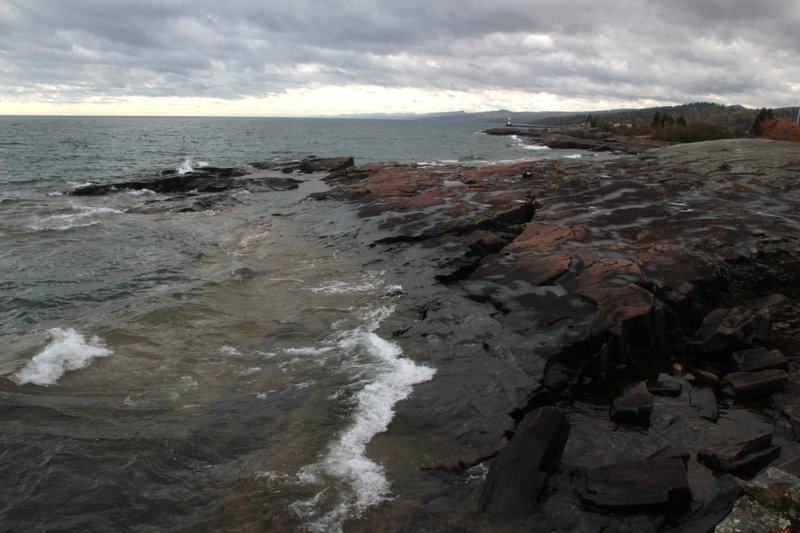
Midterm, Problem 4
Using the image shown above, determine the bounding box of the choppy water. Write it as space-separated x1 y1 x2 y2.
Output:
0 116 592 531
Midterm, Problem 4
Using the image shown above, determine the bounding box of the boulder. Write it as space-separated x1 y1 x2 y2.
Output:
479 406 570 517
610 381 654 426
299 156 354 173
731 347 787 373
697 433 781 476
720 369 789 399
689 387 719 422
576 457 691 515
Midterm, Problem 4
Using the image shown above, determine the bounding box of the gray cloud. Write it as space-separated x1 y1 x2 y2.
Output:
1 0 798 109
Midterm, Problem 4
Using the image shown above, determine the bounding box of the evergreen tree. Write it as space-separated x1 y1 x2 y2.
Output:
751 108 775 135
651 112 662 129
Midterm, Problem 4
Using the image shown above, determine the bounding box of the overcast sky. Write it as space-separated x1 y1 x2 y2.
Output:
1 0 798 116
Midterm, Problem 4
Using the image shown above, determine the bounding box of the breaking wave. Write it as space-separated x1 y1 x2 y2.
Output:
11 327 113 386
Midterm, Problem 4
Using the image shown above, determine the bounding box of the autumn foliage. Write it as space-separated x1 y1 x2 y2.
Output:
757 118 800 142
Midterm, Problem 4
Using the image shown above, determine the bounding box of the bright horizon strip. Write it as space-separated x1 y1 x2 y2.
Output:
0 84 670 117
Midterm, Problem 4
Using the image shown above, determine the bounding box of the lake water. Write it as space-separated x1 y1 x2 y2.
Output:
0 116 589 531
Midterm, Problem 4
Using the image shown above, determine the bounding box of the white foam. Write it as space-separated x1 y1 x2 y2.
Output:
176 158 209 174
29 205 122 231
310 271 385 295
563 153 583 159
11 328 113 386
294 305 436 531
510 134 551 151
126 188 156 196
219 345 242 356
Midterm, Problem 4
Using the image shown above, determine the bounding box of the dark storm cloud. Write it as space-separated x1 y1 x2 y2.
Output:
1 0 798 108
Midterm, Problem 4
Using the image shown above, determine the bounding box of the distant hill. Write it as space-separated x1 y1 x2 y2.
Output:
334 103 798 133
427 103 798 133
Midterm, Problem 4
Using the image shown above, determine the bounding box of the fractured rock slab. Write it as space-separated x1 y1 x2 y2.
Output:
697 433 781 476
721 369 790 399
731 347 788 373
479 406 570 517
576 457 691 515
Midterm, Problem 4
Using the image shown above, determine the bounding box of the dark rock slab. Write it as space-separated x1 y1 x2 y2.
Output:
648 445 691 467
610 381 654 426
697 306 771 355
576 458 691 515
70 173 236 195
479 406 570 517
731 347 787 372
246 177 303 191
697 433 781 476
299 156 354 173
689 387 719 422
720 369 789 399
685 367 720 387
779 455 800 477
647 380 682 397
669 474 745 533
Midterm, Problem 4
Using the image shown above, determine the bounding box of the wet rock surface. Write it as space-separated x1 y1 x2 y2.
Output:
484 125 672 154
302 138 800 531
65 158 327 213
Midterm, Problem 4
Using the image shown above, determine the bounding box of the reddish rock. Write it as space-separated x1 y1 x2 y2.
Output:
731 347 787 372
475 252 572 287
505 223 590 252
697 433 781 476
721 369 790 399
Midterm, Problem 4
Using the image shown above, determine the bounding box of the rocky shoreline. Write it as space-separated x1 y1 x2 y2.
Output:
306 138 800 531
483 125 672 154
71 138 800 531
